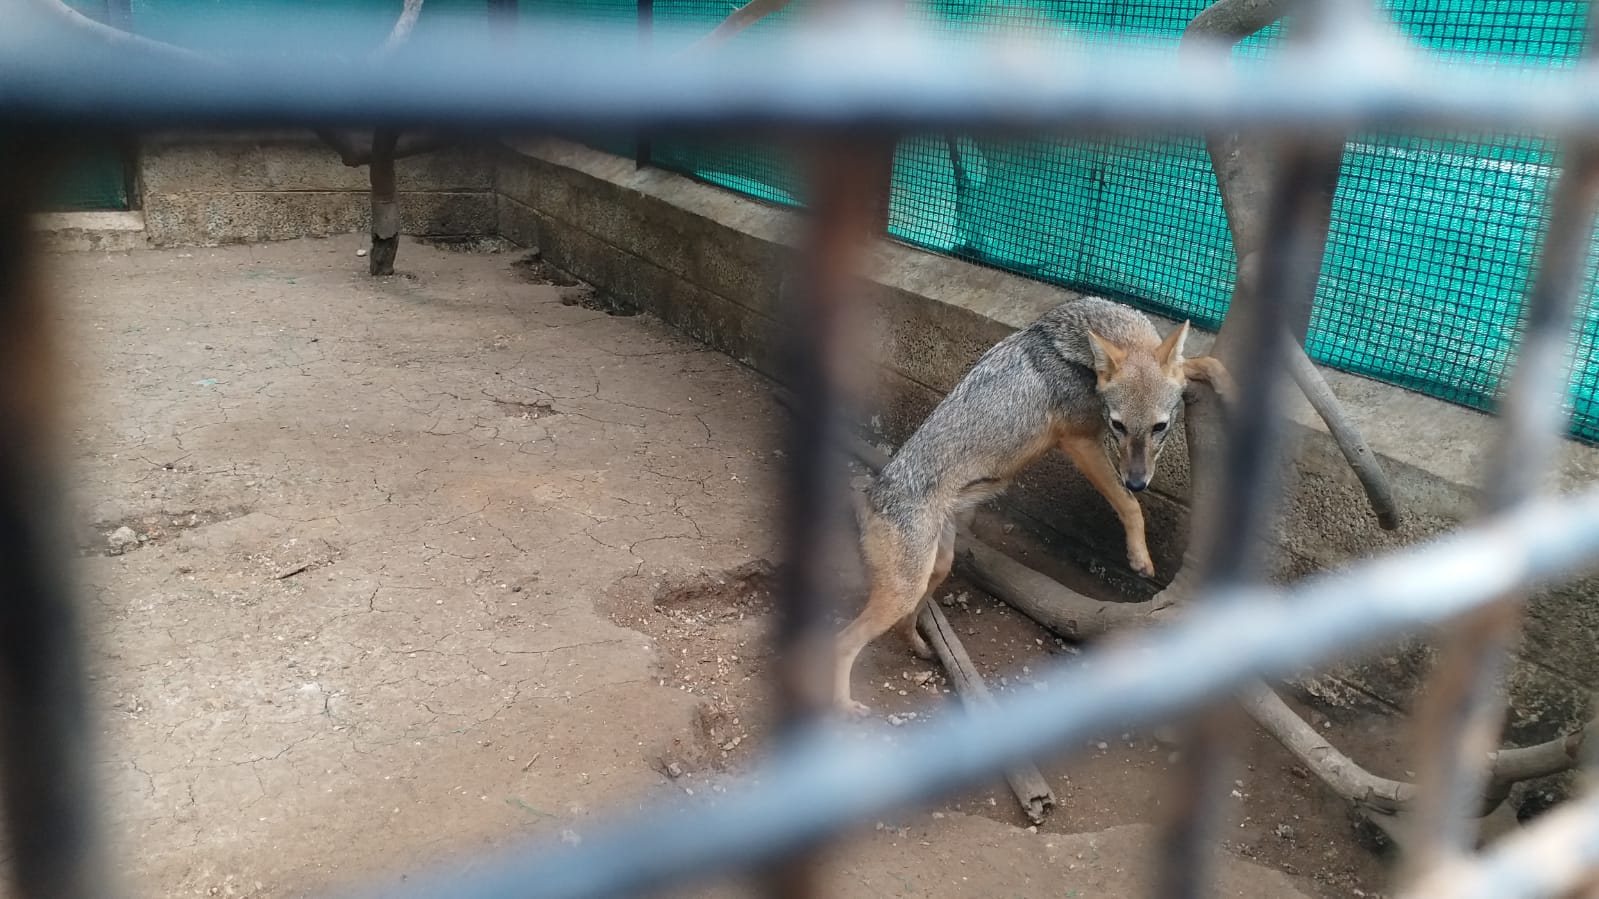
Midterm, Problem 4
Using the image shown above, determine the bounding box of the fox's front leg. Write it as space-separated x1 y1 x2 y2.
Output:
1061 436 1155 577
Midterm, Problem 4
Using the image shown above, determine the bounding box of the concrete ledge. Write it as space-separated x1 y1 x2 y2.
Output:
33 211 150 253
497 136 1599 743
141 134 496 247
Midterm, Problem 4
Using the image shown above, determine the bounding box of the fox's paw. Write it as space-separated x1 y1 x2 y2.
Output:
838 698 872 719
1129 549 1155 578
907 630 934 661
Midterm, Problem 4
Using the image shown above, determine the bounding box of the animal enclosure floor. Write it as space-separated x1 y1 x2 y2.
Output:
38 235 1382 898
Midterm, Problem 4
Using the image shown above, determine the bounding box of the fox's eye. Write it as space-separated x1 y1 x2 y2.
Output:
1152 421 1168 434
1110 419 1127 435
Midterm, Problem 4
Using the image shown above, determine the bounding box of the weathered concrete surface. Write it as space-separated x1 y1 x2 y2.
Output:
37 236 1342 897
497 137 1599 746
51 237 757 895
140 133 496 246
33 211 152 252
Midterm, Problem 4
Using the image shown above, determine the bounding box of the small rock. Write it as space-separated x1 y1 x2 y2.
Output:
913 671 935 686
1274 823 1295 840
665 762 684 779
356 248 368 258
559 829 582 846
1095 741 1108 751
106 526 140 555
887 715 906 727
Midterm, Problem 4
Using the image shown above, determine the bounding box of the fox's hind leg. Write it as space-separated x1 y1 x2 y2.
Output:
834 514 939 717
895 518 957 660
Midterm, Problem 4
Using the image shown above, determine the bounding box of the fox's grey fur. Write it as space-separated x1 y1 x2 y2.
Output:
834 296 1232 715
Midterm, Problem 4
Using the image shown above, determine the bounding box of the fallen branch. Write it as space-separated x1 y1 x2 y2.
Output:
918 601 1055 824
1286 336 1402 530
958 539 1164 640
1240 682 1414 813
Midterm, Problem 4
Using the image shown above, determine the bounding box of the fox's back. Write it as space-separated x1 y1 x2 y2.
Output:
1033 297 1163 372
868 297 1163 513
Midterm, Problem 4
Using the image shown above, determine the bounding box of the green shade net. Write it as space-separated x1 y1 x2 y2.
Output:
65 0 1599 441
533 0 1599 442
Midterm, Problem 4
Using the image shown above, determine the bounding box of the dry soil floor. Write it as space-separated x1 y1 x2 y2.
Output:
31 235 1396 898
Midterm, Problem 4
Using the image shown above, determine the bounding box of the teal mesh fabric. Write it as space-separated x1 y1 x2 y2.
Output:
585 0 1599 440
45 0 131 210
70 0 1599 438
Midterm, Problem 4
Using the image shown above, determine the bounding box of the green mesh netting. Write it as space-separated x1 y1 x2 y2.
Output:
527 0 1599 442
45 0 131 211
70 0 1599 440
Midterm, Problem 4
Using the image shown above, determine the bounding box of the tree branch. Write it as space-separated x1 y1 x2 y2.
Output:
1178 0 1401 531
381 0 425 55
26 0 224 68
919 602 1056 823
687 0 796 51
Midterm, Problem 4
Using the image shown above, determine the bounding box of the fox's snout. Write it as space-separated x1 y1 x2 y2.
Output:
1119 448 1151 492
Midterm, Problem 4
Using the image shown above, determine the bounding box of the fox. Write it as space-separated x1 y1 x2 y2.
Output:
833 296 1234 715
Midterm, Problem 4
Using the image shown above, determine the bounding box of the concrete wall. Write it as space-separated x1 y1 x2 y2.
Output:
139 132 496 246
497 137 1599 747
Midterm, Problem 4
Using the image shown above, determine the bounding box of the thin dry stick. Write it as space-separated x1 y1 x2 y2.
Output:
918 601 1055 824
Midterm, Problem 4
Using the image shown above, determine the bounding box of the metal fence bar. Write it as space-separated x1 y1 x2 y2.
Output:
14 15 1599 135
14 4 1599 897
761 140 883 899
635 0 653 170
352 483 1599 899
1402 0 1599 853
1156 134 1341 898
1405 137 1599 876
1402 789 1599 899
0 148 110 899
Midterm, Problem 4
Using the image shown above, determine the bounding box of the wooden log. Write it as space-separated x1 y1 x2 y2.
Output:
957 537 1163 641
918 601 1056 824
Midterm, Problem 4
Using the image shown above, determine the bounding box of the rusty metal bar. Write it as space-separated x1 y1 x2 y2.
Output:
0 146 111 899
1404 137 1599 875
1154 134 1345 899
760 139 883 899
1402 788 1599 899
635 0 653 170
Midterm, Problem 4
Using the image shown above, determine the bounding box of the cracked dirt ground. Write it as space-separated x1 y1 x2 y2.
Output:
39 235 1333 898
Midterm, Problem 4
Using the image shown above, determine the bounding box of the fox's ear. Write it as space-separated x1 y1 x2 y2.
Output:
1086 330 1127 382
1156 320 1190 375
